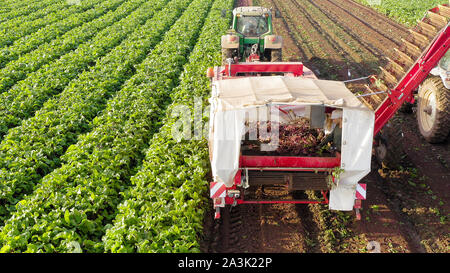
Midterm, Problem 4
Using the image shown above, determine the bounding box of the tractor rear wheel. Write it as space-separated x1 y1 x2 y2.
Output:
417 77 450 143
222 48 233 66
271 48 282 62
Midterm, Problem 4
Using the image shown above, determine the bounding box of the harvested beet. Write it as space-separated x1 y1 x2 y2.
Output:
242 118 328 156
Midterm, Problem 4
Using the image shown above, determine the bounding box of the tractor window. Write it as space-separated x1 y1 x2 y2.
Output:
236 16 269 37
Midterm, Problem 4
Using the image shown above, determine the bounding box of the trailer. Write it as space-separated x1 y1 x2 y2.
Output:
207 5 450 220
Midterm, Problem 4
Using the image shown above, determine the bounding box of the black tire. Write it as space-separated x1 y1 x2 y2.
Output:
222 48 233 66
417 77 450 143
270 48 282 62
375 123 405 169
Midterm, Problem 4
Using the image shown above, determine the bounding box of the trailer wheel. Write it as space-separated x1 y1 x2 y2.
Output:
271 48 282 62
417 77 450 143
222 48 233 66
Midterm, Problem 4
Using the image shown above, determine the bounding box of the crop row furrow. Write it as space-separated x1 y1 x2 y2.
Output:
0 0 128 94
298 0 370 61
0 0 154 139
0 0 78 48
308 0 384 59
273 0 321 60
292 0 370 77
0 0 63 24
0 0 174 223
102 0 234 253
273 0 346 79
0 0 214 253
0 0 106 69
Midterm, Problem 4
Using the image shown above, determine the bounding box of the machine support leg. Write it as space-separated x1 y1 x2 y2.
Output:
354 199 362 221
214 207 221 220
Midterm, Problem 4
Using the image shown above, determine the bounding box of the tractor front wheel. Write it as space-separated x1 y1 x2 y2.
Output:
417 77 450 143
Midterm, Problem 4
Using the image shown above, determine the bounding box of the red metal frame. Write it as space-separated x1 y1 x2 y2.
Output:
374 21 450 135
220 62 304 77
240 154 341 169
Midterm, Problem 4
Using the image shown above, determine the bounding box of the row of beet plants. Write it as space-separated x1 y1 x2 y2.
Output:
0 0 64 24
0 0 212 253
0 0 127 94
102 0 234 253
0 0 77 48
0 0 173 223
0 0 106 68
0 0 148 139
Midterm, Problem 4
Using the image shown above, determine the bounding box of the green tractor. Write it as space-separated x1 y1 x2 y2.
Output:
221 6 283 65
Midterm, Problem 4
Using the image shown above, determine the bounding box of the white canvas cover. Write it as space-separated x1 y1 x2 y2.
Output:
208 76 374 211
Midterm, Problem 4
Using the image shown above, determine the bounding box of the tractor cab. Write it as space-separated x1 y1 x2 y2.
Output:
233 7 271 37
221 7 283 64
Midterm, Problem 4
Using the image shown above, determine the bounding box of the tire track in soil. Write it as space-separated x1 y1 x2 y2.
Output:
339 0 409 35
357 170 425 253
292 191 325 253
325 0 406 49
290 0 376 78
377 114 449 252
396 114 450 204
248 187 309 253
371 170 431 253
206 186 325 253
307 0 385 60
271 0 348 80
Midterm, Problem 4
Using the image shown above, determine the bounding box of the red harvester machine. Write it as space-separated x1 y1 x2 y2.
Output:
207 5 450 220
